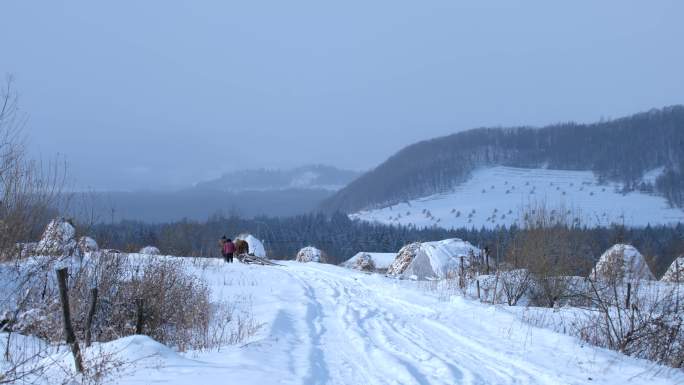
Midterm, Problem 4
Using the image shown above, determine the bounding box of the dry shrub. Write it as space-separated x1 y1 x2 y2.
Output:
499 269 532 306
506 203 592 307
578 278 684 367
4 253 254 352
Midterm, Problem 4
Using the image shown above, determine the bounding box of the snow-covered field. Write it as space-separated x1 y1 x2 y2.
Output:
8 258 681 385
351 166 684 229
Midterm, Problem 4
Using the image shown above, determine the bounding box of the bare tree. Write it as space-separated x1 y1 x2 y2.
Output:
507 202 592 307
0 75 65 261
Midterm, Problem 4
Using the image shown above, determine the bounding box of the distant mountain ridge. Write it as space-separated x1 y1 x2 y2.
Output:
321 106 684 213
195 165 361 192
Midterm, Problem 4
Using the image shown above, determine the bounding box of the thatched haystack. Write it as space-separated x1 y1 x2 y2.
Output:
342 252 396 272
590 244 655 282
387 239 480 280
661 256 684 283
295 246 327 263
235 234 266 258
139 246 161 255
35 218 78 256
78 236 99 254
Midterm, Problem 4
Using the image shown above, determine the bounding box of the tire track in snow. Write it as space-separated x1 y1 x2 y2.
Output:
287 264 568 385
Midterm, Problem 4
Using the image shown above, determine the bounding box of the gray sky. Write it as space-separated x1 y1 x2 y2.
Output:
2 0 683 191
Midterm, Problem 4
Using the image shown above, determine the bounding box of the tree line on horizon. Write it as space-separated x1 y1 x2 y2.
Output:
90 211 684 278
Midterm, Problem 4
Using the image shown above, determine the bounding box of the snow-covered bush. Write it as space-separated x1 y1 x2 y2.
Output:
138 246 160 255
295 246 327 263
499 269 532 306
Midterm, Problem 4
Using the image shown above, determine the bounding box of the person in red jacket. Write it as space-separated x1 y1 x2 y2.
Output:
222 237 236 263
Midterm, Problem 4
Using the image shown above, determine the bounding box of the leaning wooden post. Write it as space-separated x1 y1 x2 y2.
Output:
85 287 99 347
56 268 84 373
135 298 144 335
476 280 481 300
459 256 465 289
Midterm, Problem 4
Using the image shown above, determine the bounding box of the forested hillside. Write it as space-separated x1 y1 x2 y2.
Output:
321 106 684 213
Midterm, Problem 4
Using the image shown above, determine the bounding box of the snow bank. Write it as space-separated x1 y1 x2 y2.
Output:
139 246 161 255
35 218 77 256
387 239 480 280
295 246 326 263
343 252 396 272
661 256 684 283
235 234 266 258
591 244 655 282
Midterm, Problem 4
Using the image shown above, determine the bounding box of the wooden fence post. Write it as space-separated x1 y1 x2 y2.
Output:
56 268 84 373
476 280 481 300
459 256 465 289
625 282 631 309
85 287 98 347
135 298 144 335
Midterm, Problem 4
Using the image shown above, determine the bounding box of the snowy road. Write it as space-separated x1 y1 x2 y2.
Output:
116 261 683 385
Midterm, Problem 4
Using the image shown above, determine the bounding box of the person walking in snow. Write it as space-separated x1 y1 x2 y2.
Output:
223 237 235 263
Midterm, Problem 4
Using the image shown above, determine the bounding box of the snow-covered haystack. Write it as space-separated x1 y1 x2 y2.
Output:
661 256 684 283
295 246 327 263
77 236 99 254
343 252 397 272
235 234 266 258
35 218 78 256
139 246 161 255
387 239 480 280
591 244 655 282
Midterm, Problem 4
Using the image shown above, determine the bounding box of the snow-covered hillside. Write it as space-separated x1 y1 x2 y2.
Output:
351 166 684 229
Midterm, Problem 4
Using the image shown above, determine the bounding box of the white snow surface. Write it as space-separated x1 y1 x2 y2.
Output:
235 233 267 257
591 244 656 281
3 258 683 385
351 166 684 229
390 238 480 280
343 252 397 270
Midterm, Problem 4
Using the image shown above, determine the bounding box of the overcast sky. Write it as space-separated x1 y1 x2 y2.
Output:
1 1 683 191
